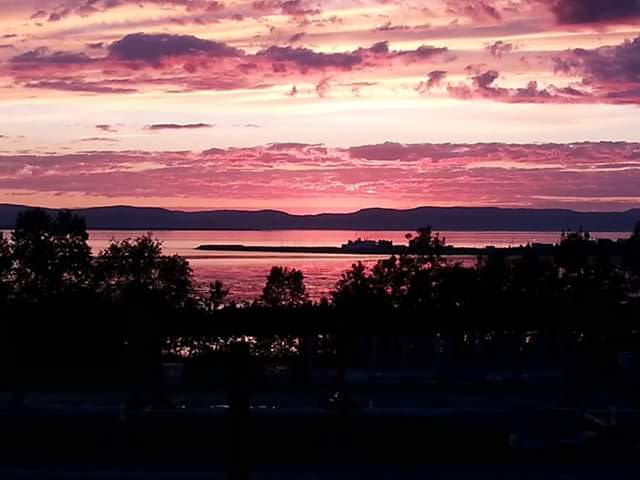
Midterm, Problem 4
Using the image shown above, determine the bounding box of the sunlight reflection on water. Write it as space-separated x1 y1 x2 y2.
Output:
2 229 628 300
87 229 628 300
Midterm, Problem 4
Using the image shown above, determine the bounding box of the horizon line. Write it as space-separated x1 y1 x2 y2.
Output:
2 202 640 216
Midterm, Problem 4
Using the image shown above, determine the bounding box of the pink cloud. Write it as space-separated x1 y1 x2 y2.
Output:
2 143 639 211
5 32 454 95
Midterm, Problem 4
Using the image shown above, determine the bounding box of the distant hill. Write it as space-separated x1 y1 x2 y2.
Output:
1 204 639 232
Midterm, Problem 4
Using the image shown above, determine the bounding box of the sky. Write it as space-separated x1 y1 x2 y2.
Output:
0 0 639 212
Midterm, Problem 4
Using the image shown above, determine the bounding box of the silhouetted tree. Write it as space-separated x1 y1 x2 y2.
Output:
554 229 630 317
332 262 377 310
434 263 479 317
0 233 12 302
0 209 96 405
12 208 91 299
93 234 195 308
261 266 309 308
556 228 593 275
623 221 640 276
635 221 640 239
334 232 451 312
511 247 558 301
371 255 414 299
93 235 195 409
370 254 438 309
1 209 638 405
208 280 230 311
0 232 16 403
406 226 446 261
476 252 510 299
157 255 196 308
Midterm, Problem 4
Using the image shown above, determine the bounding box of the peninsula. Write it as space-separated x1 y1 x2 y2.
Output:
195 239 557 256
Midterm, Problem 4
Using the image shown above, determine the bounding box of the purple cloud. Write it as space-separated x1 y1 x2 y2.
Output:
146 123 214 130
546 0 640 25
416 70 448 93
30 10 48 20
109 33 242 62
96 124 118 133
258 45 362 71
11 48 93 65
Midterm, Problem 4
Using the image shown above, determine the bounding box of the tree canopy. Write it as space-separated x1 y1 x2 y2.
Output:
0 233 12 302
93 234 195 308
261 266 309 308
11 208 91 299
1 209 640 368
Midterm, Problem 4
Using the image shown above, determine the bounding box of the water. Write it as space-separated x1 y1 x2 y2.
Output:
2 229 631 300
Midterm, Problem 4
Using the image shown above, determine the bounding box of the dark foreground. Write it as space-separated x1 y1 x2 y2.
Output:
1 384 640 479
3 209 640 478
2 465 640 480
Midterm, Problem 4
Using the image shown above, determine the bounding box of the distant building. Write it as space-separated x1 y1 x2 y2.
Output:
341 238 394 252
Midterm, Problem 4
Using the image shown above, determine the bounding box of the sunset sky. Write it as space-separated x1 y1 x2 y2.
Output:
0 0 639 212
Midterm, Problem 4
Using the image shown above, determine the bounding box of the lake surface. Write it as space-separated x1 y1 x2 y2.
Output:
1 229 631 300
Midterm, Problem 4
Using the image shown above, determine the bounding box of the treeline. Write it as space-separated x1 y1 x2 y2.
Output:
1 208 640 370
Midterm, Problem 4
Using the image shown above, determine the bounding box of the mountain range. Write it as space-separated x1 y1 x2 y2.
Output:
1 204 639 232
